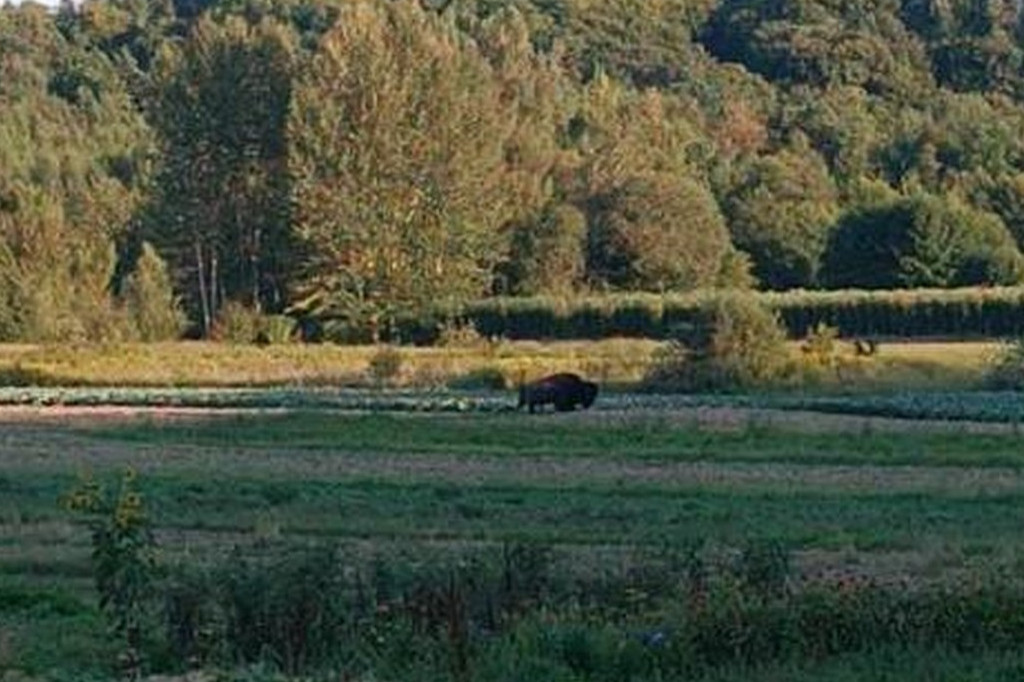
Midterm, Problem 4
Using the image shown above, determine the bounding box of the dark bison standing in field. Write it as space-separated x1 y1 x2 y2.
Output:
517 373 599 413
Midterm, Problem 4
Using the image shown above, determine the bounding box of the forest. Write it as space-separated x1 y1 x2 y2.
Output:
6 0 1024 342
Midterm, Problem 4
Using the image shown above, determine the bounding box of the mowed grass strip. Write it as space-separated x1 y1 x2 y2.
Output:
6 469 1024 554
5 410 1024 587
86 411 1024 469
6 408 1024 680
121 476 1024 552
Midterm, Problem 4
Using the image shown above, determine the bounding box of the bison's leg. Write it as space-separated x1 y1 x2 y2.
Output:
554 399 575 412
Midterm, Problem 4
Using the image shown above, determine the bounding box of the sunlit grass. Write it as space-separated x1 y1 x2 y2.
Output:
0 337 1006 392
0 338 659 389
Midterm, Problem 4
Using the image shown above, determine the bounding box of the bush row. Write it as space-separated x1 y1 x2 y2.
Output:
392 287 1024 342
151 543 1024 679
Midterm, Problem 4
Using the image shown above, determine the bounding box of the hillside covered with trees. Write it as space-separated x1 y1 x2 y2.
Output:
5 0 1024 341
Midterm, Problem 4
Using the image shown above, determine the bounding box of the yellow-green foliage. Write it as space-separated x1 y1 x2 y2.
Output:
646 294 791 392
985 338 1024 390
801 322 840 368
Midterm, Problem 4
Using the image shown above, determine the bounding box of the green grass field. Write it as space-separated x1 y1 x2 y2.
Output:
0 338 1022 680
4 403 1024 680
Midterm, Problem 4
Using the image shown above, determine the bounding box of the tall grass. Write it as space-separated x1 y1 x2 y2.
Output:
0 339 658 389
0 337 1003 393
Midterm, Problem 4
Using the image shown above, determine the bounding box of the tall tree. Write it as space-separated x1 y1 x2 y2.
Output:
721 140 840 289
586 172 736 291
823 191 1024 288
288 0 547 339
504 202 587 295
0 3 153 341
571 77 743 290
147 13 295 334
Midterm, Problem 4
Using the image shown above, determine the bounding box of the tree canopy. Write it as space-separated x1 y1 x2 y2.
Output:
5 0 1024 340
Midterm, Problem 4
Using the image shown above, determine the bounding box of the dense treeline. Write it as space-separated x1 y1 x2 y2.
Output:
416 287 1024 342
8 0 1024 341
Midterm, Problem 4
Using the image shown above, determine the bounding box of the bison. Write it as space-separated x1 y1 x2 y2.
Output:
517 372 599 413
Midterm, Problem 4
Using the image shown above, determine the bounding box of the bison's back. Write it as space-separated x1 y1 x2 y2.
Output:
519 372 598 412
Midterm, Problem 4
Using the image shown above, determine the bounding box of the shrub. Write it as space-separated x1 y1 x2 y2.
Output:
122 242 187 342
645 294 790 392
211 302 262 344
985 338 1024 390
800 322 840 368
218 546 354 675
458 287 1024 341
258 315 297 345
212 303 296 344
161 563 223 670
448 366 509 390
62 469 157 678
435 318 486 348
368 346 404 386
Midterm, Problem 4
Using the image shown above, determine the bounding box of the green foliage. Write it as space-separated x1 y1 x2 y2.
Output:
14 0 1024 342
985 337 1024 390
457 287 1024 341
288 0 549 338
258 315 297 345
0 4 152 343
49 521 1024 680
122 242 187 342
645 294 790 392
702 0 930 94
824 192 1024 289
561 0 716 86
215 546 353 675
62 468 157 677
148 13 296 335
721 141 839 289
368 345 404 386
586 173 735 291
504 202 587 296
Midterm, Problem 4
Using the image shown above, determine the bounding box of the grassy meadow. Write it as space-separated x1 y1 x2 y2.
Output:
4 402 1024 680
2 337 1024 680
0 337 1005 392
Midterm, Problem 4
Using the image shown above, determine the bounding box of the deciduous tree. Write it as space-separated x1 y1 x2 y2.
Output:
288 0 522 339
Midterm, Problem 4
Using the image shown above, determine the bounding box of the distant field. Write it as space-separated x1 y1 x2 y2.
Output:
0 339 659 389
4 405 1024 679
0 338 1005 392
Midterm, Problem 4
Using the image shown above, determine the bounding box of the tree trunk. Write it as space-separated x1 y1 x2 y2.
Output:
194 240 211 336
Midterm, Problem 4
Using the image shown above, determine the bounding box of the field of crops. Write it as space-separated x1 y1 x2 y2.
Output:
5 397 1024 680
